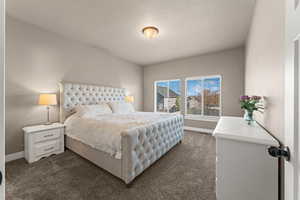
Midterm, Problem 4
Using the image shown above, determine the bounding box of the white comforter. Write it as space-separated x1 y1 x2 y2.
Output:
65 112 181 159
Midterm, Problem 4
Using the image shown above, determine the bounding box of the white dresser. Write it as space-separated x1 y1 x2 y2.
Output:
213 117 279 200
23 123 65 163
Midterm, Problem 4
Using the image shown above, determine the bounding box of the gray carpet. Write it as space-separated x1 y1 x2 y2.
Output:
5 131 216 200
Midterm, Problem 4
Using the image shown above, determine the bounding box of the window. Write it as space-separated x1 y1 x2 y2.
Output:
185 76 221 120
155 79 181 113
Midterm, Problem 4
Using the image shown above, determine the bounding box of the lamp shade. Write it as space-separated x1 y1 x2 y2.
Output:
38 94 57 105
125 95 134 103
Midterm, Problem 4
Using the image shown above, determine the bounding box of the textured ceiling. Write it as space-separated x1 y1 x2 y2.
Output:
7 0 256 65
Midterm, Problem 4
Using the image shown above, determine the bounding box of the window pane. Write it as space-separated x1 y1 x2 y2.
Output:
203 77 220 116
168 80 181 113
156 82 168 112
186 79 202 115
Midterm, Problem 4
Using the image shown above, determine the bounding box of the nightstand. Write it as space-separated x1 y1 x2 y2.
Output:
23 123 65 163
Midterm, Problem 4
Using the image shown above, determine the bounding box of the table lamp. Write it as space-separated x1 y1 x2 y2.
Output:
125 95 134 103
38 93 57 125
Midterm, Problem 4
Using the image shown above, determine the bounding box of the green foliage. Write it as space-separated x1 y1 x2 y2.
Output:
240 98 260 112
175 96 180 111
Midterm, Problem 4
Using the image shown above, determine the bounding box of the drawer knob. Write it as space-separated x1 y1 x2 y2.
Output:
44 147 54 151
44 134 54 138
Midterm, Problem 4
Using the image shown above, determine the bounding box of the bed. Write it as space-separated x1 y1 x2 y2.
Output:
59 82 184 184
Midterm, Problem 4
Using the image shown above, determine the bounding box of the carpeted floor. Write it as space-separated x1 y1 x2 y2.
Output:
5 131 216 200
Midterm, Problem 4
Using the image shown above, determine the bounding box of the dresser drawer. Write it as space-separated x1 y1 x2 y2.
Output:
34 129 61 143
34 140 60 157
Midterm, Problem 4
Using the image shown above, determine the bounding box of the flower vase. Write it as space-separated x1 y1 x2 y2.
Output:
244 110 254 124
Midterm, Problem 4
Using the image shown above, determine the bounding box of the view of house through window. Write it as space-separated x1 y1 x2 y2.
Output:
155 80 181 113
186 76 221 118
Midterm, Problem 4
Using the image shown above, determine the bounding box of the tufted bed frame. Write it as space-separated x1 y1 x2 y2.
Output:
59 82 184 184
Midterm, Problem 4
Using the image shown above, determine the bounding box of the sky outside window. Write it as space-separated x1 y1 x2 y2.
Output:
187 79 202 96
169 80 180 95
204 78 220 93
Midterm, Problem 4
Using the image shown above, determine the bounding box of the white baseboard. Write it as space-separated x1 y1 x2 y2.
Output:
184 126 214 134
6 151 24 163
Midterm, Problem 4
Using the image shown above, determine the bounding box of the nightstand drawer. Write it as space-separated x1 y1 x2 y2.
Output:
34 129 61 143
34 140 60 157
23 123 65 163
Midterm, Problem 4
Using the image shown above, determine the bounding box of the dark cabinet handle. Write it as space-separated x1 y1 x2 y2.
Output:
0 170 2 185
268 146 290 161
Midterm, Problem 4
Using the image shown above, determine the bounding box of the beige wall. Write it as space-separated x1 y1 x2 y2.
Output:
6 16 143 154
143 47 245 129
245 0 285 142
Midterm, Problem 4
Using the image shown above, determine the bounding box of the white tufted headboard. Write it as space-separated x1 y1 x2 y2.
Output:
59 82 126 122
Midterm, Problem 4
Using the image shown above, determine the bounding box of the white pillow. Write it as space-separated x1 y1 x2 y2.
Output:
75 104 112 117
109 102 135 114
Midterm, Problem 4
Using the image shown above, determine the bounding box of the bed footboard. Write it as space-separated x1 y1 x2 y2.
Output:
121 115 184 184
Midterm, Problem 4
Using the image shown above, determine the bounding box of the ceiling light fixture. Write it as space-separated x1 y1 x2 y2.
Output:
142 26 159 39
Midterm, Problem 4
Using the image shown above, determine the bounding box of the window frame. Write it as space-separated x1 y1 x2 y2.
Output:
184 75 222 121
154 79 181 113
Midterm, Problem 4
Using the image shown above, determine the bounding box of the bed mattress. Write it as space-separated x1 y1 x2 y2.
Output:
64 112 181 159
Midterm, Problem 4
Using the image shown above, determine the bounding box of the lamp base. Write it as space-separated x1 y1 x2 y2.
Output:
45 106 52 125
